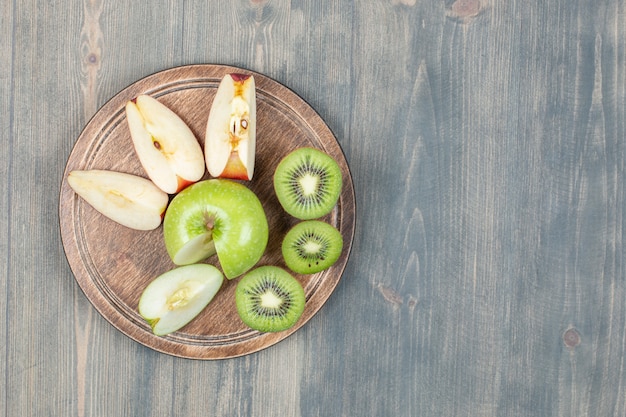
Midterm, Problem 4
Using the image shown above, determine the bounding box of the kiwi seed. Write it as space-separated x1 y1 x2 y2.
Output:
235 266 306 333
273 147 342 220
282 220 343 275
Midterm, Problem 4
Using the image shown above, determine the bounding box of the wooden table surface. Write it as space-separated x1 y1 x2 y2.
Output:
2 1 625 416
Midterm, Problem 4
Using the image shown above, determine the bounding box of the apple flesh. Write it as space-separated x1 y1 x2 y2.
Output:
163 179 268 279
138 264 224 336
126 94 205 194
205 73 256 180
67 169 168 231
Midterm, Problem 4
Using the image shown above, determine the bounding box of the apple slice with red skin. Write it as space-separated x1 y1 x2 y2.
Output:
67 169 169 231
126 94 205 194
205 73 256 181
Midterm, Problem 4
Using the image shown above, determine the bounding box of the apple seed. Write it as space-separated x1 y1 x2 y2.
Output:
167 287 192 310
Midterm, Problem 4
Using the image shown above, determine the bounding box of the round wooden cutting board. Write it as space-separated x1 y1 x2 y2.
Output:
59 64 356 360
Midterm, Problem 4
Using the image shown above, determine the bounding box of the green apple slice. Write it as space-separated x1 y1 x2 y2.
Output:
138 264 224 336
171 233 217 265
163 179 269 279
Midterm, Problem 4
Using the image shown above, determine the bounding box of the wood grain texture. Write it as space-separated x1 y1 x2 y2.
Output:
3 0 626 416
0 0 13 413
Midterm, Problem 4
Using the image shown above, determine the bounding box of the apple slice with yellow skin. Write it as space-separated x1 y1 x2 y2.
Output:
67 169 169 231
126 95 205 194
205 73 256 180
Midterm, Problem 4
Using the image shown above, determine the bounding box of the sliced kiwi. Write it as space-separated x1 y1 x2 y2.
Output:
282 220 343 275
273 147 342 220
235 266 306 333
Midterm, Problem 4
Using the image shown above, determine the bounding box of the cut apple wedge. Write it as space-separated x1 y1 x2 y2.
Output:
126 94 205 194
138 264 224 336
205 73 256 180
67 169 169 231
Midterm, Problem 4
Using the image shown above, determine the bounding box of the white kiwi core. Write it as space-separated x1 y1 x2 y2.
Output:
261 291 283 309
299 174 319 196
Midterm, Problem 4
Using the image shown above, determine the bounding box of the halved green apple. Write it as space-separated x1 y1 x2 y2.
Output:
67 169 169 230
138 264 224 336
126 94 205 194
205 73 256 180
163 179 268 279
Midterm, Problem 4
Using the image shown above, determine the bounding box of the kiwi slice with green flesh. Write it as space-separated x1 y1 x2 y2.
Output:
235 266 306 333
273 147 342 220
282 220 343 275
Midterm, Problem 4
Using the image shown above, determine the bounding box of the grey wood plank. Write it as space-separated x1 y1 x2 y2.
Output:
343 0 626 416
1 0 14 413
5 1 89 415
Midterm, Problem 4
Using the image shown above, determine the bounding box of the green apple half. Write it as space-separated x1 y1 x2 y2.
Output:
163 179 269 279
138 263 224 336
